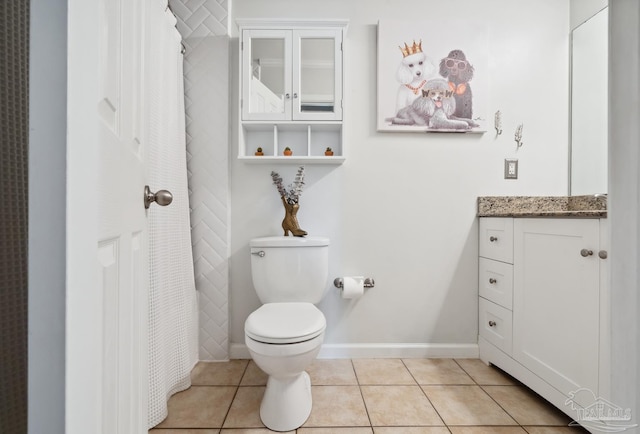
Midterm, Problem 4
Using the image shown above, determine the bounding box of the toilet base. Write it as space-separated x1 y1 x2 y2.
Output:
260 371 312 431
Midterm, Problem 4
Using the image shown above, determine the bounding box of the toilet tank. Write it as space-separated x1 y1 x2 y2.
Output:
250 236 329 304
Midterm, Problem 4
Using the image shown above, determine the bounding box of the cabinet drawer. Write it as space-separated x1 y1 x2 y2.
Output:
479 218 514 263
479 297 513 355
479 257 513 309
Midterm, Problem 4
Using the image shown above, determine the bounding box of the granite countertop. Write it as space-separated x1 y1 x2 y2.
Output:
477 195 607 218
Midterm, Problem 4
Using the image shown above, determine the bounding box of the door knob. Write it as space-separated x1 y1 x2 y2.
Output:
144 185 173 209
598 250 608 259
580 249 594 257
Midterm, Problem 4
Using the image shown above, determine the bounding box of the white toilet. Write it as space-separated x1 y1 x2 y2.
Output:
245 236 329 432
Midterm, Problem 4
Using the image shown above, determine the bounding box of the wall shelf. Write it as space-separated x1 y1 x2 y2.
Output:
239 122 343 163
239 155 345 165
237 19 347 165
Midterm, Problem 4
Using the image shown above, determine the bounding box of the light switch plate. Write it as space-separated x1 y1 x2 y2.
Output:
504 159 518 179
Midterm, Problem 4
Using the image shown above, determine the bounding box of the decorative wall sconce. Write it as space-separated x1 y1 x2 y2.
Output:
514 123 524 148
494 110 503 135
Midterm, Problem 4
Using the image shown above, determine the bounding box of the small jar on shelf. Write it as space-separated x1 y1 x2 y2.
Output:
255 147 264 156
324 147 334 156
283 147 293 156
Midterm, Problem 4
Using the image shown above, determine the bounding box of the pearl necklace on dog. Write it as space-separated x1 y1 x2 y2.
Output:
405 79 426 95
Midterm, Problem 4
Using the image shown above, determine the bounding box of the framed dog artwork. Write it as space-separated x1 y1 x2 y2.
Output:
377 20 488 133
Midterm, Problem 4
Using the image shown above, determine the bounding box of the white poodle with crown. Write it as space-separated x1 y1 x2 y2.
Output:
395 40 437 112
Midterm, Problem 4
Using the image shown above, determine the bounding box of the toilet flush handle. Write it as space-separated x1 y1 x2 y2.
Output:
252 250 265 258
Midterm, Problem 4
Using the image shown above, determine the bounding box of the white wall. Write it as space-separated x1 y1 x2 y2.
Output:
609 0 640 424
570 0 608 30
229 0 571 356
169 0 232 361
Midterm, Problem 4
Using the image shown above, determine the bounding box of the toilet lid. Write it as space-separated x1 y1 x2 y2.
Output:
245 302 326 344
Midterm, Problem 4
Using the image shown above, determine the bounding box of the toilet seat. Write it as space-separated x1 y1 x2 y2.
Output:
245 302 326 344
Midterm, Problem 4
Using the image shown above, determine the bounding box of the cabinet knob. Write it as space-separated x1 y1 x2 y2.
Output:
293 92 298 99
489 236 498 242
580 249 594 257
598 250 608 259
285 93 291 99
489 278 497 284
488 320 497 327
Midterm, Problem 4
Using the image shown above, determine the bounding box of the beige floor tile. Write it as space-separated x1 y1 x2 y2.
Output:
308 359 358 385
155 386 236 429
448 427 527 434
240 360 268 386
523 427 589 433
149 430 219 434
403 358 475 385
222 386 265 428
361 385 443 426
352 359 416 385
191 360 249 386
298 428 374 434
220 430 293 434
373 427 451 434
483 386 574 426
455 359 518 385
303 385 370 427
422 385 516 426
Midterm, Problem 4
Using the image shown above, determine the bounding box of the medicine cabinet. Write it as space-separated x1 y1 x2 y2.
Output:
237 19 348 164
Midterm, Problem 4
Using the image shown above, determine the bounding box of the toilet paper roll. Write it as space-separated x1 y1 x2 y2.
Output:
341 276 364 299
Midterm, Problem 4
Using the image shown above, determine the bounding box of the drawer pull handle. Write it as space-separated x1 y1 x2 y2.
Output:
580 249 594 257
489 236 498 242
488 320 497 327
489 278 497 284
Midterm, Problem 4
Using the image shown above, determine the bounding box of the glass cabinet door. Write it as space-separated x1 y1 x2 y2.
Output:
242 29 291 120
293 29 343 121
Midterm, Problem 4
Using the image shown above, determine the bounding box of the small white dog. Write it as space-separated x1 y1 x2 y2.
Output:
395 40 436 112
387 78 478 130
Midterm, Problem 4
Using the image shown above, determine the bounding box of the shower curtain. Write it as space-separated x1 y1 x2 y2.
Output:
146 4 198 428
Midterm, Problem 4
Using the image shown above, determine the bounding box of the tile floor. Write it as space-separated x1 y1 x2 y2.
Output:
149 358 588 434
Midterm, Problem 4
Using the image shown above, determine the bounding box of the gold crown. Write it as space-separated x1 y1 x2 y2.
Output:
399 40 423 57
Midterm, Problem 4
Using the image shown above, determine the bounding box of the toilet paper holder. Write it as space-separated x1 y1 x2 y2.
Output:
333 277 375 289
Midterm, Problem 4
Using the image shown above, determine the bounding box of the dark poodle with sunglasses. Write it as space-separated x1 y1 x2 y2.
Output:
439 49 474 119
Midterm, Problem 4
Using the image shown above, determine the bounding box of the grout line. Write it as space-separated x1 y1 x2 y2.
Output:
219 384 241 431
351 359 375 430
402 359 449 429
236 359 251 386
453 358 481 386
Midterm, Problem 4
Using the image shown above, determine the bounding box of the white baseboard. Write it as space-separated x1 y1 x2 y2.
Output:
229 342 478 360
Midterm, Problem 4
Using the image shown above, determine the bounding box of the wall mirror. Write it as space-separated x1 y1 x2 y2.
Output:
298 37 336 113
249 37 287 115
570 6 608 195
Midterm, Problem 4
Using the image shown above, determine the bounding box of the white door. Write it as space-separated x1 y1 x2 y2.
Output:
67 0 151 432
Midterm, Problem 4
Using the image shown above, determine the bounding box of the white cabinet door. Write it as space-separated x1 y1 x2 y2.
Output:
292 29 343 121
242 29 292 121
241 27 343 122
513 218 600 402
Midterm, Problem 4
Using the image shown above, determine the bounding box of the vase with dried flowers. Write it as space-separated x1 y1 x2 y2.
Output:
270 166 307 237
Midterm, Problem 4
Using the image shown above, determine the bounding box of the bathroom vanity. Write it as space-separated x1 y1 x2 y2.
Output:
477 196 609 431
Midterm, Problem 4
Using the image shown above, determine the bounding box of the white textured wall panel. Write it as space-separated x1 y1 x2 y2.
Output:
170 0 230 361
